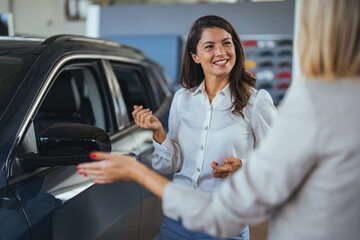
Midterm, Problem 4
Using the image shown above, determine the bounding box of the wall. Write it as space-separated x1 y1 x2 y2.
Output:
98 1 295 84
1 0 85 37
99 1 295 36
0 1 10 13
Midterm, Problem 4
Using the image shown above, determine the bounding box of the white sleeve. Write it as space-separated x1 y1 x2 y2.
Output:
152 90 183 174
251 89 277 148
162 84 319 237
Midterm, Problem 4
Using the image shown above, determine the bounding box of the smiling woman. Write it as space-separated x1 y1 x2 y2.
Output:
79 1 360 239
79 15 277 240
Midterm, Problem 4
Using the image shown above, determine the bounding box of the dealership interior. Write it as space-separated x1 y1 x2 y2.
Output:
0 0 298 239
0 0 297 106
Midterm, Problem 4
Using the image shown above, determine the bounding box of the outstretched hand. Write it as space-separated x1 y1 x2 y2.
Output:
77 152 145 184
211 156 242 178
132 105 162 131
77 152 170 198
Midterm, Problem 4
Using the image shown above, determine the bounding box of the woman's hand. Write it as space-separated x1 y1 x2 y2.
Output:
132 105 162 131
77 152 145 184
77 152 170 198
211 157 243 178
132 105 167 144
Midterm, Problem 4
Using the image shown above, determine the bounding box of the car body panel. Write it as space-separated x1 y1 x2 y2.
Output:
0 35 173 239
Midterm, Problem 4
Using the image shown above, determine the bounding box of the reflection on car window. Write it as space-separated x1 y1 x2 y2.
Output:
34 66 107 137
0 52 37 119
110 63 149 121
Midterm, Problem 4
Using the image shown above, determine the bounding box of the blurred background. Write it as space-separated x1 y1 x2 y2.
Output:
0 0 297 106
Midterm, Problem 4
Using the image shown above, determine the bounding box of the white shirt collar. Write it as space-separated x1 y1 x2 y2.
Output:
191 81 206 96
192 80 231 97
220 82 231 97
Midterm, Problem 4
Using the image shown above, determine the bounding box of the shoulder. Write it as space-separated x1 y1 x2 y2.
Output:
249 88 277 124
279 82 313 108
172 88 193 106
174 87 192 98
249 88 275 110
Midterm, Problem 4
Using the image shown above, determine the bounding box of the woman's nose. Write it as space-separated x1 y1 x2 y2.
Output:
215 45 226 57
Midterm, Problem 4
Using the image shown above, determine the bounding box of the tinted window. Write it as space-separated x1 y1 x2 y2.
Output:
0 52 37 118
33 66 107 137
110 63 150 120
146 67 166 108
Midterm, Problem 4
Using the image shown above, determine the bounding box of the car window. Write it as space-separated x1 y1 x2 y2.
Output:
146 67 166 109
33 66 108 137
110 62 151 121
12 65 109 176
0 52 37 119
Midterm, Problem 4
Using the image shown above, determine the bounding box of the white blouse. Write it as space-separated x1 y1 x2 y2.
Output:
152 81 277 193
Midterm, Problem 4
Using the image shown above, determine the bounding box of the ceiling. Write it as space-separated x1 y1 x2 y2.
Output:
85 0 285 6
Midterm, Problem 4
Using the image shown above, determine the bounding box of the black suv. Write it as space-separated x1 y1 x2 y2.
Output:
0 35 173 239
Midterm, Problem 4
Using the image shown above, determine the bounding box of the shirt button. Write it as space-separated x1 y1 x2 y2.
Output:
205 126 208 131
200 145 204 151
196 168 200 172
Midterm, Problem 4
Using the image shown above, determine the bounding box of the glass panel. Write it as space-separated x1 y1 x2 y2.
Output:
33 66 107 136
110 63 149 121
147 67 166 107
0 52 37 119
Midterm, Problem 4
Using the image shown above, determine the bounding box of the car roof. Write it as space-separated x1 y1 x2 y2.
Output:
0 36 44 54
0 35 147 60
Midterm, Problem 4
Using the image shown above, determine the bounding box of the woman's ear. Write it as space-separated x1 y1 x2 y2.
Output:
190 52 200 64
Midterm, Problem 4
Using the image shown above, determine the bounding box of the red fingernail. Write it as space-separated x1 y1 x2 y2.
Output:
94 180 98 185
84 173 87 177
78 171 83 175
90 152 96 159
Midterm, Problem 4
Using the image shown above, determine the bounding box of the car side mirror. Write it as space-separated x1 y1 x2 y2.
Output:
18 123 111 169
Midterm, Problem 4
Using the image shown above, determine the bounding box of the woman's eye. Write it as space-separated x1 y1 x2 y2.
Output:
205 45 213 49
223 41 232 46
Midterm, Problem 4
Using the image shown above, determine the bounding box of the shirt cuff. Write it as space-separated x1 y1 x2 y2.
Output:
240 158 247 166
153 136 173 158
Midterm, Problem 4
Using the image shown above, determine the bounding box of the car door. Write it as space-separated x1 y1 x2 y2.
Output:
8 58 143 240
0 187 31 239
107 60 173 239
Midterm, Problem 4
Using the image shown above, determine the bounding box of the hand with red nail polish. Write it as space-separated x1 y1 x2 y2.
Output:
77 152 145 184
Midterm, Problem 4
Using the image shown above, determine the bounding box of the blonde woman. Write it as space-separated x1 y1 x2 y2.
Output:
78 0 360 239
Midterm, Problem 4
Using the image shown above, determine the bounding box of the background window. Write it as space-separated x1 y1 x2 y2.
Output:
111 63 150 120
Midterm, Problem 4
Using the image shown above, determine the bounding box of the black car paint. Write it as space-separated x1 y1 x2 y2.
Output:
0 35 173 239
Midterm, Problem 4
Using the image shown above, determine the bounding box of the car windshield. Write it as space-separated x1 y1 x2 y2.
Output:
0 52 37 119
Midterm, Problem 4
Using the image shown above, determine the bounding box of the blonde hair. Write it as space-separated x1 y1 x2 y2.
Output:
298 0 360 79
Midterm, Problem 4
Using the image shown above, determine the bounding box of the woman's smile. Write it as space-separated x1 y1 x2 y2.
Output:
214 59 229 66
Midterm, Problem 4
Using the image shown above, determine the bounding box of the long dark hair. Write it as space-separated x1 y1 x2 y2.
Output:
180 15 256 118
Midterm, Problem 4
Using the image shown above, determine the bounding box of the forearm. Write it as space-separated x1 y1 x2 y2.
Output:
131 161 170 198
153 128 167 144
